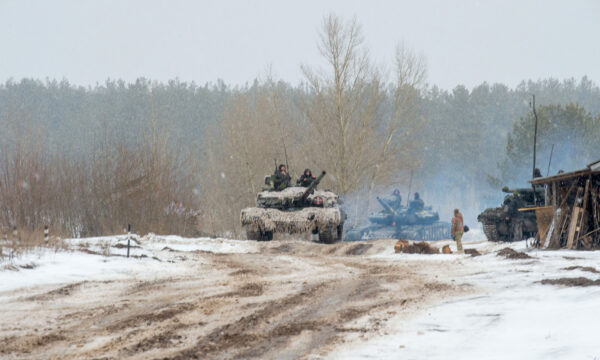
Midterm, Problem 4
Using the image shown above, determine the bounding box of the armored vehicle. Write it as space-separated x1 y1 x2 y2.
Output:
477 186 544 242
345 195 451 241
240 171 345 243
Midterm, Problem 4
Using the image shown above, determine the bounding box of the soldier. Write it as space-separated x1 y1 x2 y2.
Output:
409 192 424 211
451 208 464 253
384 189 402 210
297 169 316 187
272 164 291 191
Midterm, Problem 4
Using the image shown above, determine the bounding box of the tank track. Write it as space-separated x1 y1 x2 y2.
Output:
482 223 500 242
416 222 451 241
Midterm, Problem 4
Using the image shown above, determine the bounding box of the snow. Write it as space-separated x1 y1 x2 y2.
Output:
3 230 600 359
0 234 257 292
0 250 176 292
333 234 600 360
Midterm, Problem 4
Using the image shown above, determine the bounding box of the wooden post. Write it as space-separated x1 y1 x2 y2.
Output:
531 95 538 204
573 179 591 249
566 187 584 249
127 224 131 258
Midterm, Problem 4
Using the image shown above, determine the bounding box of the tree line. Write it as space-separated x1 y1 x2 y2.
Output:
1 14 600 237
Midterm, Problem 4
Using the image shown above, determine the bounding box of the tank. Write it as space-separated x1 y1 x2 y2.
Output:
240 171 346 243
477 186 544 242
345 195 451 241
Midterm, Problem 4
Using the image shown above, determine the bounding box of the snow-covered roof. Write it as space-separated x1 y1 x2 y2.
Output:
587 158 600 172
529 167 598 185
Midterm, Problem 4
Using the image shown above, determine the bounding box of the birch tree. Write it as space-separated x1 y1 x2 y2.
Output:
301 14 385 194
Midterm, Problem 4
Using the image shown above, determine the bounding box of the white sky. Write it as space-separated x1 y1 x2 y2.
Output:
1 0 598 90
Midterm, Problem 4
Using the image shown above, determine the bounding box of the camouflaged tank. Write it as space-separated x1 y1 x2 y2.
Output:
345 195 451 241
240 171 346 243
477 186 543 242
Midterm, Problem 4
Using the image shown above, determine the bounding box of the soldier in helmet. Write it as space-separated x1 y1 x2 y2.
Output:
384 189 402 210
409 192 425 211
272 164 291 191
297 168 316 187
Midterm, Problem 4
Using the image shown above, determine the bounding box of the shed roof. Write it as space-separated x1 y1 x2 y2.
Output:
529 158 600 185
529 168 596 185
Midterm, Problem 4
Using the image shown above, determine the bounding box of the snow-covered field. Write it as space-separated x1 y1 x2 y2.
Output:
0 234 256 292
335 233 600 360
1 230 600 359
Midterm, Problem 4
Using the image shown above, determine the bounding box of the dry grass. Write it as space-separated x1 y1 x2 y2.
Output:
0 227 69 261
0 126 201 240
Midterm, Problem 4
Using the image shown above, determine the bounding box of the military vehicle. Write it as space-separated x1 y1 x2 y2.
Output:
345 194 451 241
477 186 544 242
240 171 345 243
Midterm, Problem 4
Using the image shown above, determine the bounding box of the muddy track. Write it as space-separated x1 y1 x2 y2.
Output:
0 240 467 359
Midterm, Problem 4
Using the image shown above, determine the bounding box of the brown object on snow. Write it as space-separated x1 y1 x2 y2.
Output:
441 245 452 254
464 248 481 257
394 240 409 253
395 240 438 254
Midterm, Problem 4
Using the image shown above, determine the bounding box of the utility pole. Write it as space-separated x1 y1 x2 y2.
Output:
532 94 538 180
531 95 539 205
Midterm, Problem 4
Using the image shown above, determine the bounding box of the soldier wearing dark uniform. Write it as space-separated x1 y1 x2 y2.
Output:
409 192 425 211
297 169 316 187
384 189 402 210
272 164 291 191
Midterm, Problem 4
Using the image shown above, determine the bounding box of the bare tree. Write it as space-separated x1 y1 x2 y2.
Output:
301 14 386 194
199 80 300 236
365 43 428 207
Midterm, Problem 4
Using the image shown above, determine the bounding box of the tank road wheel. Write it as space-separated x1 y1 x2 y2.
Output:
482 223 500 242
319 225 337 244
246 229 273 241
260 231 273 241
246 230 260 241
336 224 344 242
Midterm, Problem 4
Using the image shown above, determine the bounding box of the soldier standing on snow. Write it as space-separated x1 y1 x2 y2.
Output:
451 208 464 253
272 164 291 191
297 169 316 187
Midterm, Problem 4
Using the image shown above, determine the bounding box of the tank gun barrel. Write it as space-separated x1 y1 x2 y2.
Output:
301 171 326 202
502 186 544 195
376 196 399 217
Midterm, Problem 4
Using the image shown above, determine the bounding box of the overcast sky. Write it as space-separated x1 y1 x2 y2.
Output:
1 0 598 90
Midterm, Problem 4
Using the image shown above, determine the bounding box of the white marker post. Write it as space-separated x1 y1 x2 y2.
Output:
44 225 49 244
127 224 131 258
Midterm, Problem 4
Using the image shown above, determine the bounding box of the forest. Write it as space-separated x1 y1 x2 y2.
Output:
1 15 599 237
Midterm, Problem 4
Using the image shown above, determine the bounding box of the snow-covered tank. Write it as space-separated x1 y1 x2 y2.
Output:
240 171 345 243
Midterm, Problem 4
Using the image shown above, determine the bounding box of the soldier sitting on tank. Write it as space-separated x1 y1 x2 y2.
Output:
384 189 402 210
409 192 425 211
297 168 316 187
271 164 291 191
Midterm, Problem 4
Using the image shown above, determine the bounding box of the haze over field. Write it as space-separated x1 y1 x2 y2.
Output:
1 1 600 235
1 0 599 90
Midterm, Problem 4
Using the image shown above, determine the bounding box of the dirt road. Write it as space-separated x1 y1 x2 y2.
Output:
0 239 471 359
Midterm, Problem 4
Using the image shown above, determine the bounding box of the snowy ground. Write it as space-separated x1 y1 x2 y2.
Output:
334 233 600 360
1 230 600 359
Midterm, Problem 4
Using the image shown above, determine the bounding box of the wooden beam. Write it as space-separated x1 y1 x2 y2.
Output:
567 186 586 249
530 169 593 185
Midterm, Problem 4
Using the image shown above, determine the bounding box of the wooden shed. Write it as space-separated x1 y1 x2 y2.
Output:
529 161 600 249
